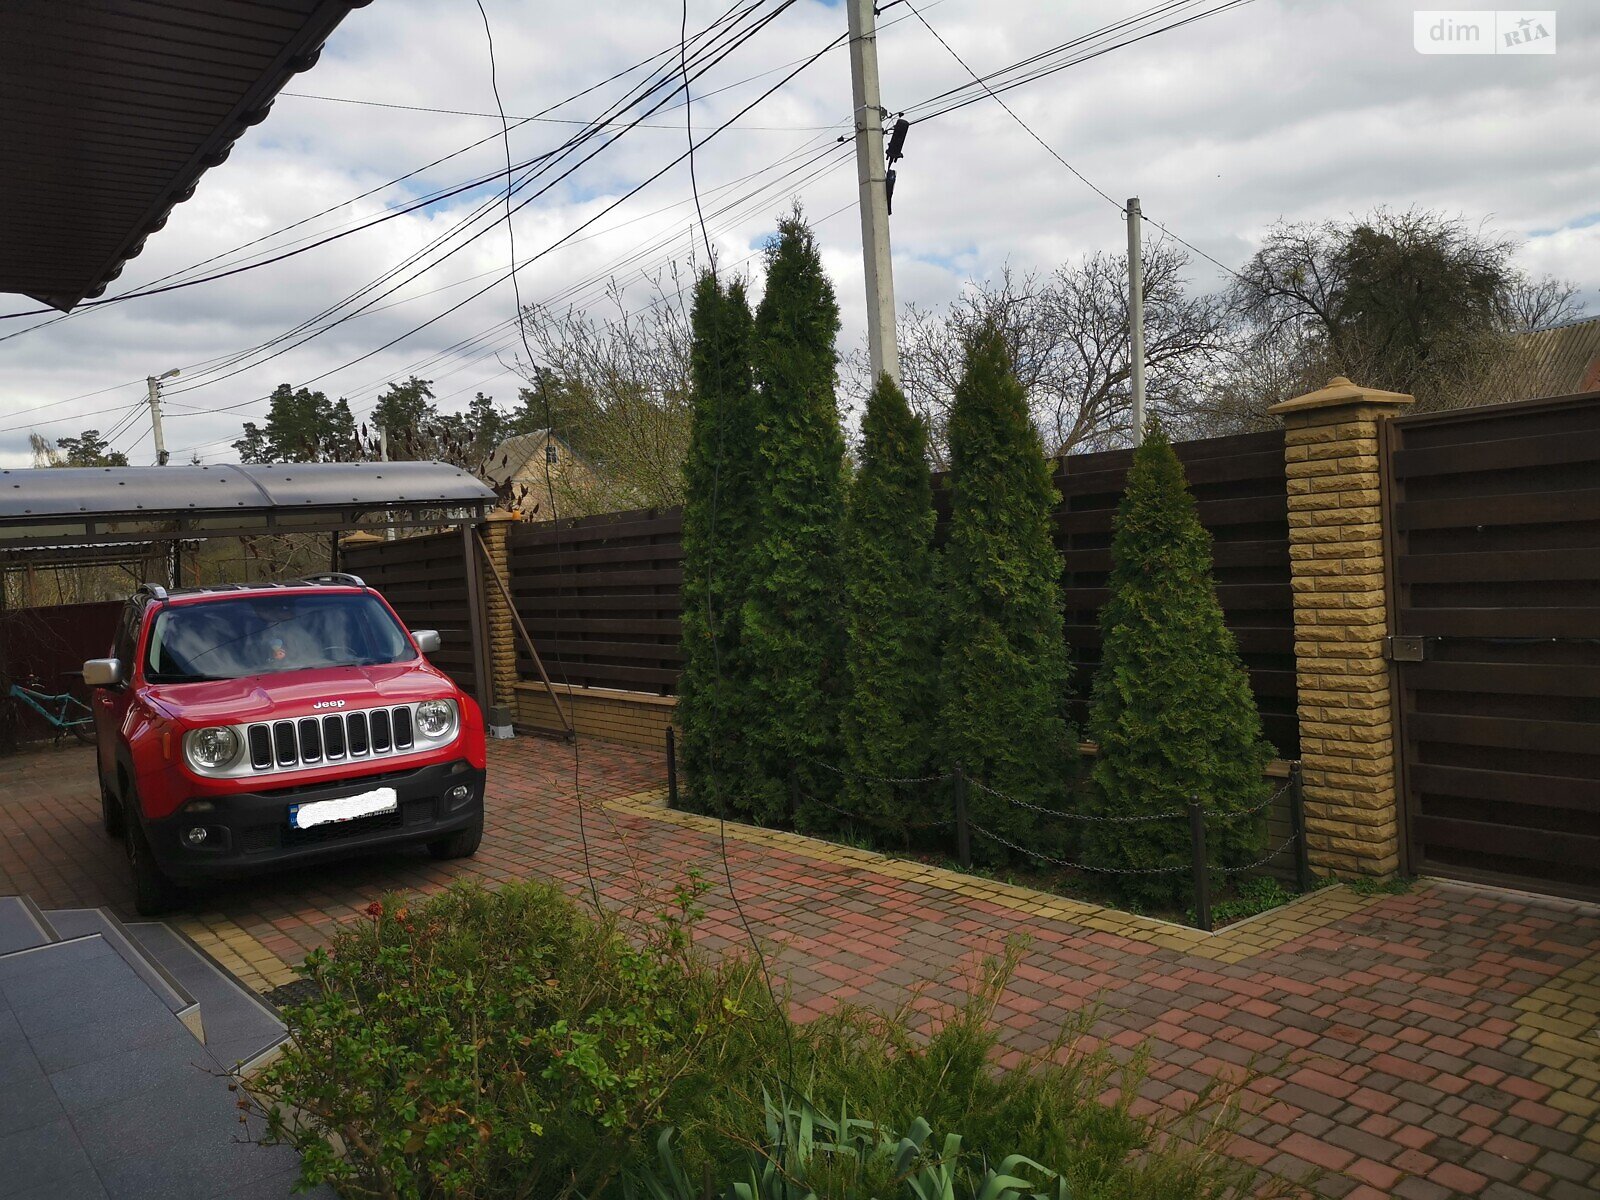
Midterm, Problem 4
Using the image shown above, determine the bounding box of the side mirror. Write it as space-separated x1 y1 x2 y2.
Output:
412 629 441 654
83 658 126 688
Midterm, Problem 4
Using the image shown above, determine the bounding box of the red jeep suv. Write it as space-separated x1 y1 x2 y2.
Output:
85 574 487 914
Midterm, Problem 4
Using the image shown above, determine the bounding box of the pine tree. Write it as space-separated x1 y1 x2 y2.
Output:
741 215 848 824
1083 423 1271 907
938 326 1076 861
677 273 760 815
839 374 938 838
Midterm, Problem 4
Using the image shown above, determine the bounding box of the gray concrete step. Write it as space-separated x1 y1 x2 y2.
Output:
0 927 330 1198
42 909 202 1044
0 895 56 955
123 922 287 1071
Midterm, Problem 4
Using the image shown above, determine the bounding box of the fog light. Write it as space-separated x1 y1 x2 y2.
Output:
447 785 471 803
184 826 209 846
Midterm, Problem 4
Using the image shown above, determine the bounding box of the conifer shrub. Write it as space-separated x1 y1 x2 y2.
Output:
839 374 939 839
677 273 760 817
1083 424 1271 907
739 215 849 825
938 326 1076 861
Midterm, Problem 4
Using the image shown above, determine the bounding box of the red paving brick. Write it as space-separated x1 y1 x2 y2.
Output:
2 737 1598 1199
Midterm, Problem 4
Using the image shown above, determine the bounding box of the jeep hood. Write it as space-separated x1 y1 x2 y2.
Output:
143 661 458 725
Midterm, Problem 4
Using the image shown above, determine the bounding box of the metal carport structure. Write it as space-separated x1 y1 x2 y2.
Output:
0 461 501 720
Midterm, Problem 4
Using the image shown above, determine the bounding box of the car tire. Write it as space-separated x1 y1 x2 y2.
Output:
123 798 182 917
427 812 483 861
100 778 124 838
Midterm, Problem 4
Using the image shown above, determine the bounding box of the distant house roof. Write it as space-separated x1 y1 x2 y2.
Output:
1471 315 1600 405
0 0 368 311
481 430 575 488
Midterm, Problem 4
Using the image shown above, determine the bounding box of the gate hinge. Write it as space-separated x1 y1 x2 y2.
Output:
1386 635 1425 662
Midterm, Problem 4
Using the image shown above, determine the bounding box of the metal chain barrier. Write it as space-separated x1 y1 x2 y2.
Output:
966 819 1191 875
967 774 1186 823
813 761 950 786
799 789 955 831
1218 830 1300 875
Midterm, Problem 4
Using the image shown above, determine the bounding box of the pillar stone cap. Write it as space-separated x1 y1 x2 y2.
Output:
1269 376 1414 416
338 530 385 548
483 507 521 523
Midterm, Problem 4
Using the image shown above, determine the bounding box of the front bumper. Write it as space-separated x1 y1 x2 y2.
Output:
143 758 485 882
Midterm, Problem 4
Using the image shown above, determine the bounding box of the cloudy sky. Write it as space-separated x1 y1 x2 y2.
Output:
2 0 1595 468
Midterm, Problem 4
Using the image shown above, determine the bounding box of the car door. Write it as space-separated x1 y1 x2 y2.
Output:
95 603 137 783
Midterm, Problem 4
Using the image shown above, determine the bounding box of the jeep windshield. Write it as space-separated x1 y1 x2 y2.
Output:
144 593 417 683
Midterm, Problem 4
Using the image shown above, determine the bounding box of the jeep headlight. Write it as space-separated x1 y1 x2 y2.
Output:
185 726 240 770
416 699 457 739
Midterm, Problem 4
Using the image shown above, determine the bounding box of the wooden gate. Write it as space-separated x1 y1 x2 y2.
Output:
1384 392 1600 900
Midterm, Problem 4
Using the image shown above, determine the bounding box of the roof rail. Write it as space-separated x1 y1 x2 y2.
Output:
301 571 366 588
136 582 169 602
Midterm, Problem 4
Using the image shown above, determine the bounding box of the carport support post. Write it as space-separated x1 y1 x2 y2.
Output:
461 521 492 727
1268 377 1412 880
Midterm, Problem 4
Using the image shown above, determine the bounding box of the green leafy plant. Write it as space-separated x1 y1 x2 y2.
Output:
625 1093 1075 1200
249 880 780 1200
678 272 762 819
1344 874 1414 896
938 325 1077 862
838 373 940 840
1186 876 1293 928
1083 424 1271 907
739 213 850 824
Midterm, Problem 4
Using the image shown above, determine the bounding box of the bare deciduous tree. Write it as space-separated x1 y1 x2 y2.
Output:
508 271 696 517
879 245 1228 465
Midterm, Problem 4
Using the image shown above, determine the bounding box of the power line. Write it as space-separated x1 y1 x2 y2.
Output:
160 0 795 399
0 1 772 327
280 90 838 131
903 0 1253 284
169 14 843 423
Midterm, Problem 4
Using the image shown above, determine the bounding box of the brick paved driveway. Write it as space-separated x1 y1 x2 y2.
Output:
1 737 1597 1199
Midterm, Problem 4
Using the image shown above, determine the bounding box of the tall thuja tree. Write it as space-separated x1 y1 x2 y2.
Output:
741 215 848 824
938 326 1076 860
1083 423 1270 906
839 374 938 838
677 273 759 816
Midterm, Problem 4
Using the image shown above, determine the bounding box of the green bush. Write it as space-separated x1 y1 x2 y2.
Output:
938 326 1077 862
678 272 761 818
249 879 782 1200
1083 425 1271 907
740 214 850 824
838 373 940 839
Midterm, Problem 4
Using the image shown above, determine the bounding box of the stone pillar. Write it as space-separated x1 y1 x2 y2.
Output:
480 509 520 731
1268 377 1413 879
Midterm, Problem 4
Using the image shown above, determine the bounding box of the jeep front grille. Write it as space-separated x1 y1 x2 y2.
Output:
245 705 416 774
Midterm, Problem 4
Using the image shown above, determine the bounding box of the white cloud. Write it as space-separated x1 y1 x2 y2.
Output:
2 0 1595 467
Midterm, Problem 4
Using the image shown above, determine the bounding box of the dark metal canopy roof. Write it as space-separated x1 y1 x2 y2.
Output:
0 0 368 312
0 462 496 550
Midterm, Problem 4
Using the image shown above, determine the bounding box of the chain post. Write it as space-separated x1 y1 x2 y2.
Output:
1189 796 1212 932
953 765 972 869
1289 761 1311 893
665 726 679 809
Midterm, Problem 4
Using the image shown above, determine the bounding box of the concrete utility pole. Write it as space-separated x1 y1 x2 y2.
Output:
1126 197 1146 446
146 368 179 465
847 0 899 384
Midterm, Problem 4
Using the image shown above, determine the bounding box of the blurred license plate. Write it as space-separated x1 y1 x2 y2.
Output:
289 787 398 830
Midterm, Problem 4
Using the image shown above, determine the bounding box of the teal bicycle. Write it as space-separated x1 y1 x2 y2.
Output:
0 671 96 745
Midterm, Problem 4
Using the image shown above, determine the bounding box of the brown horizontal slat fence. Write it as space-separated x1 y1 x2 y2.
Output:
342 532 480 700
341 432 1295 757
1386 391 1600 901
506 508 684 694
